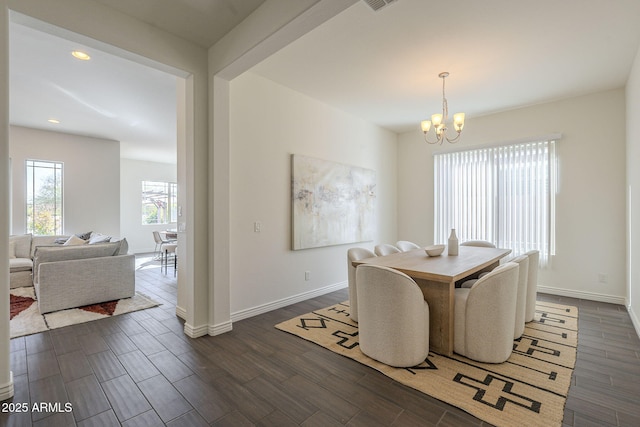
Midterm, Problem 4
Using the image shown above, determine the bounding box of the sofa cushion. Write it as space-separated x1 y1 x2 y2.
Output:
112 238 129 255
9 241 16 259
33 242 121 265
9 234 32 259
9 257 32 273
31 235 68 258
32 242 121 286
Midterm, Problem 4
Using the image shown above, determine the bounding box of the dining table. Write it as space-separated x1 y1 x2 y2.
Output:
353 245 511 356
162 230 178 240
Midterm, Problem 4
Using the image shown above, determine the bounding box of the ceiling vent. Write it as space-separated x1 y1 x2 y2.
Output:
362 0 398 12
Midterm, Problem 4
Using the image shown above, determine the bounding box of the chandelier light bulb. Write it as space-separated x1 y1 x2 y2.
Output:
453 113 465 132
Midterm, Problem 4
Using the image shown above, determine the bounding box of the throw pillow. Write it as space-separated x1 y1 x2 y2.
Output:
63 235 87 246
75 231 92 241
88 233 111 244
9 241 16 259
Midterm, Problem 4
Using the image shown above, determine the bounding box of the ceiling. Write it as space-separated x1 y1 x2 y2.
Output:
252 0 640 133
9 0 265 164
9 22 180 164
9 0 640 163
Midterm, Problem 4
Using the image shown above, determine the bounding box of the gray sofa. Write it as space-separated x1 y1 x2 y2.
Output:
9 234 135 313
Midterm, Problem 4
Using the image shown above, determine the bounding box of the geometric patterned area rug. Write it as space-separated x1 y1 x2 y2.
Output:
10 286 161 339
275 300 578 427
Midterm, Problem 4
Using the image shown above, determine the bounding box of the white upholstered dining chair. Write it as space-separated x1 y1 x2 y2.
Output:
454 262 519 363
510 254 529 339
395 240 421 252
460 240 496 248
356 264 429 367
524 250 540 322
152 230 175 258
374 243 401 256
347 247 376 322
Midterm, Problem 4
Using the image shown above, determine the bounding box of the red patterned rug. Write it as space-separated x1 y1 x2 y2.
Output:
10 286 160 338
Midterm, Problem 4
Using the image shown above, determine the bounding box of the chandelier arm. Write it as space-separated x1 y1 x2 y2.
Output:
423 133 445 145
444 131 462 144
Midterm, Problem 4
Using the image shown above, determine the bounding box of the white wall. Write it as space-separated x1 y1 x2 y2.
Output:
9 125 120 237
120 158 177 253
229 72 397 318
626 44 640 334
399 89 627 303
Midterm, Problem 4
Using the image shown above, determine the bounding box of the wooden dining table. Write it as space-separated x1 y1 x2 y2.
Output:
353 245 511 356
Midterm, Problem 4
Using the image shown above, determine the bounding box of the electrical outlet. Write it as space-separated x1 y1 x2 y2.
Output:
254 221 261 233
598 273 608 284
305 271 310 281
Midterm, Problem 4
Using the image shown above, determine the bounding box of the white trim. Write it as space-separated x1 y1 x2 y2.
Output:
0 372 14 401
230 281 348 323
175 305 186 320
209 321 233 336
629 303 640 340
183 322 208 338
538 285 626 305
432 133 563 155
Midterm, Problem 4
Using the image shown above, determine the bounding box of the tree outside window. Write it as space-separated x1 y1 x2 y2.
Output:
142 181 177 225
26 159 63 235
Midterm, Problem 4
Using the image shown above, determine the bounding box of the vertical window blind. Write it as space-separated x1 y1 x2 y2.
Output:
434 139 557 265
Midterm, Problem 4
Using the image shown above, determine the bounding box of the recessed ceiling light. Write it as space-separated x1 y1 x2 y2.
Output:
71 50 91 60
48 119 60 124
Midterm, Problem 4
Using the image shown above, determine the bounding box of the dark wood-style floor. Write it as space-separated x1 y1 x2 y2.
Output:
3 256 640 426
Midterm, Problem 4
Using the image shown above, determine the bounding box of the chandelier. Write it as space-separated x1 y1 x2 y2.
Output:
420 72 465 144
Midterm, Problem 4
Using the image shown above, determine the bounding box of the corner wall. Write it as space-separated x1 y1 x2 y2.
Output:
399 89 627 304
229 72 397 318
626 44 640 335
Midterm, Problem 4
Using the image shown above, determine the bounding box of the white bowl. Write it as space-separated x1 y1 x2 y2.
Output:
425 244 445 257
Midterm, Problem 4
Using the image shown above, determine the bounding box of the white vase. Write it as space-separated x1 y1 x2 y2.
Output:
448 229 459 256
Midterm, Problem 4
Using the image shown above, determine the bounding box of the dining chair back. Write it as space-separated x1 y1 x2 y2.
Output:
395 240 421 252
510 255 529 338
357 264 429 367
152 231 164 256
454 262 519 363
374 243 401 256
460 240 496 248
347 247 376 322
524 250 540 322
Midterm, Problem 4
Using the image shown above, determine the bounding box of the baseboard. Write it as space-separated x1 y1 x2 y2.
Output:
0 372 14 401
538 285 626 305
175 305 186 320
628 304 640 340
230 281 348 323
209 321 233 336
183 322 209 338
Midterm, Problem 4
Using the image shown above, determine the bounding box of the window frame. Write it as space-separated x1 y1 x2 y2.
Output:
141 180 178 225
433 137 558 264
25 159 64 236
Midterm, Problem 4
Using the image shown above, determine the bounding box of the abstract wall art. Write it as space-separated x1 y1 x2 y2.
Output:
291 154 376 250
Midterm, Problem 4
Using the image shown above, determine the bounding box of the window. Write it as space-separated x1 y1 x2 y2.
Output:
26 159 63 235
434 139 557 265
141 181 178 225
